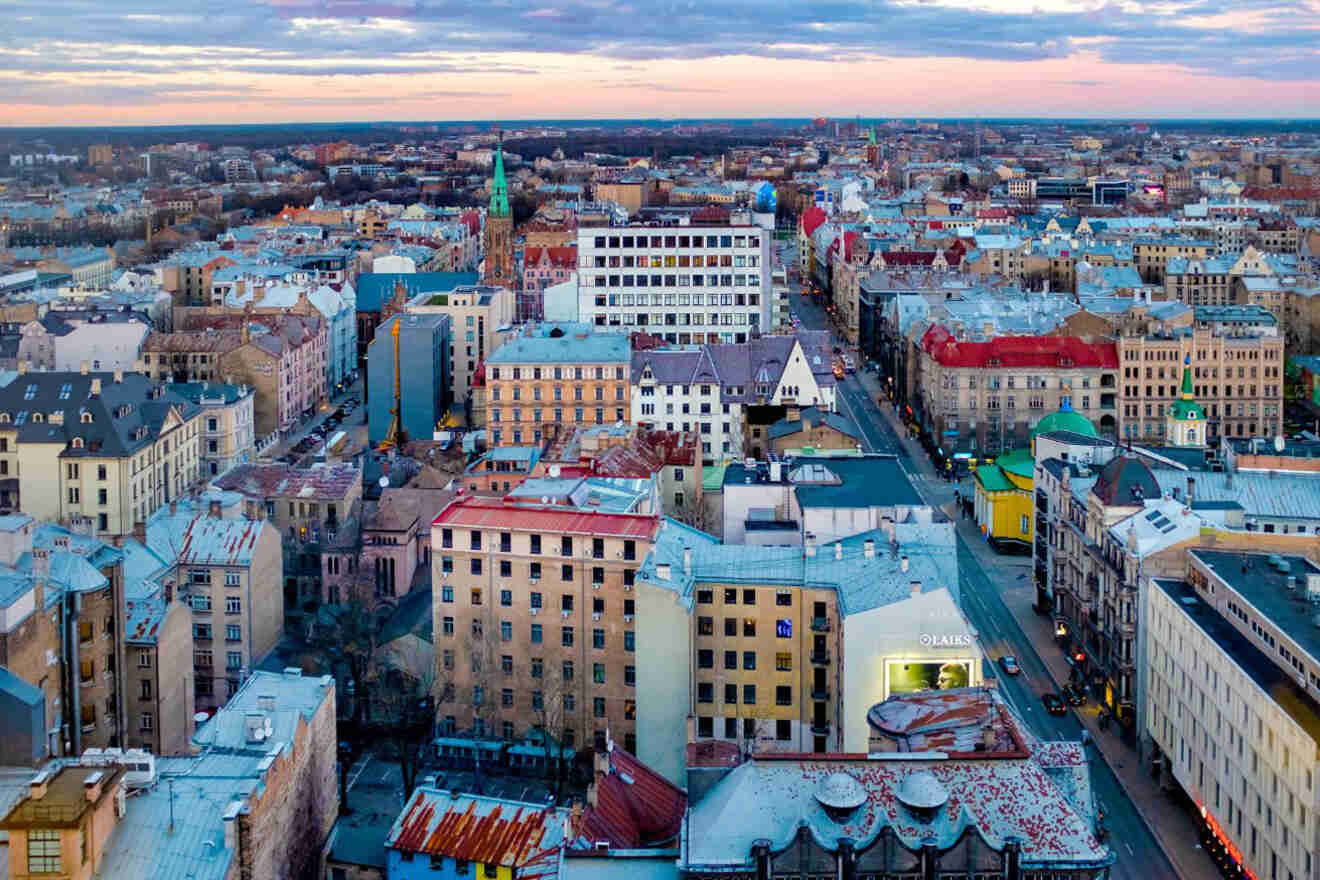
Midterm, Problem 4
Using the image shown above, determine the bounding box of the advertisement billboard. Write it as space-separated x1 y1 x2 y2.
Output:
887 660 972 695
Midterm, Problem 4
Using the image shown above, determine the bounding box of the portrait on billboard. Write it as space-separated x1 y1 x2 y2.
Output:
888 660 971 694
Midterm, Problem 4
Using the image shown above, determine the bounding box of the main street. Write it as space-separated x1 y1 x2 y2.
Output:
786 284 1181 880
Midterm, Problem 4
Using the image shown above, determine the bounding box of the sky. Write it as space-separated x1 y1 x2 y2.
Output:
2 0 1318 125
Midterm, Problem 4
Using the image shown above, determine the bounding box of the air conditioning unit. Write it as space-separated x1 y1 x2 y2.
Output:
623 584 632 591
592 582 600 590
561 609 571 618
624 615 634 623
530 607 539 616
592 613 601 621
530 577 539 584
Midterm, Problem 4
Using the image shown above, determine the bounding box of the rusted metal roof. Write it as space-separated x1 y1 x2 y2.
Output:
387 789 565 877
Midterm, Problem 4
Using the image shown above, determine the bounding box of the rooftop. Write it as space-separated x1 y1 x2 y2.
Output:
1192 550 1320 671
0 765 123 829
212 462 361 502
488 330 630 365
1154 577 1320 745
432 495 660 541
722 455 923 509
386 788 566 875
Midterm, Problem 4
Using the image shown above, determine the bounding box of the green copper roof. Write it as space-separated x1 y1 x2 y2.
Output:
996 447 1035 479
1171 355 1205 420
1031 399 1098 440
489 138 510 218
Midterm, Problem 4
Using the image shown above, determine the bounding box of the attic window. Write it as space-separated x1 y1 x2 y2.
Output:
72 437 84 448
81 412 93 424
0 413 8 423
31 412 43 423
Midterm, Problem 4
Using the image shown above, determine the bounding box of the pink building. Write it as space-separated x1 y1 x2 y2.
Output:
521 246 577 293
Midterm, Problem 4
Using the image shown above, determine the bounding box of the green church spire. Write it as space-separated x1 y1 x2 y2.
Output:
489 132 510 218
1180 353 1194 398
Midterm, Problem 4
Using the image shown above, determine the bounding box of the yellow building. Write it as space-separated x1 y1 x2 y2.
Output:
973 400 1098 552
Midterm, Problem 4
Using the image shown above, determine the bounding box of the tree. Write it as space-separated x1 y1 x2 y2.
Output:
522 663 578 801
373 637 437 800
671 492 716 535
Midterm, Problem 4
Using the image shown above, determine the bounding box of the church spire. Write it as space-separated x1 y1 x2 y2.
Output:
1180 353 1194 399
489 130 510 218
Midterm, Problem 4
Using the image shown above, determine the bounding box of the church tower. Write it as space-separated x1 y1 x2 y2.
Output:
1166 354 1207 447
482 132 514 286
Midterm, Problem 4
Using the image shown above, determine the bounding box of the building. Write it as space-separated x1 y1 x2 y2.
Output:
121 542 195 755
93 668 338 880
1146 553 1320 880
765 406 859 455
167 382 256 478
408 283 516 405
482 138 515 286
0 371 204 536
0 764 125 880
679 688 1113 878
147 506 283 713
576 225 772 344
88 144 113 165
430 495 660 753
354 272 479 400
485 328 631 447
522 246 577 295
1116 327 1283 443
361 485 454 609
912 326 1119 458
211 461 361 618
631 332 837 465
0 666 45 765
367 313 452 447
1132 237 1214 284
635 519 966 775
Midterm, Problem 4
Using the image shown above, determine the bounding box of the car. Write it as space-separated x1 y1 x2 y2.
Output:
1062 684 1087 706
842 356 856 374
1042 693 1067 716
998 656 1021 676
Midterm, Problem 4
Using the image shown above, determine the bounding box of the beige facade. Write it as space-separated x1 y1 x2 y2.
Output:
1133 239 1213 284
0 766 125 880
124 596 194 755
1116 328 1283 443
431 496 658 754
486 355 631 448
0 372 204 539
408 284 515 402
1146 550 1320 880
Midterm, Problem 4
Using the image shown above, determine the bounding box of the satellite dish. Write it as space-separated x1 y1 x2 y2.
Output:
1275 435 1286 452
378 476 390 488
194 712 209 724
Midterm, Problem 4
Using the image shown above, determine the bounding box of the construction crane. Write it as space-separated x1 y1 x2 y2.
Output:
377 318 407 453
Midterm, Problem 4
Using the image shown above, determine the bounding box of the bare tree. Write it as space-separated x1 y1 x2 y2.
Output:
671 492 716 535
523 662 578 801
373 637 437 799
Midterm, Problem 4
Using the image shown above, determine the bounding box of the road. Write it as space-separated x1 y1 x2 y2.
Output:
788 286 1179 880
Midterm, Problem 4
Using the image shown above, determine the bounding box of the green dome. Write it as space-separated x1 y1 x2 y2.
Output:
1170 398 1206 421
1031 401 1098 440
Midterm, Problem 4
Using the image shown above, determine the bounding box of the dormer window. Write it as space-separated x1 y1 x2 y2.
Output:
0 413 8 424
31 412 42 423
72 437 84 448
81 412 93 423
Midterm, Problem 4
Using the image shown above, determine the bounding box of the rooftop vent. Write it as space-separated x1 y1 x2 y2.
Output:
896 769 949 815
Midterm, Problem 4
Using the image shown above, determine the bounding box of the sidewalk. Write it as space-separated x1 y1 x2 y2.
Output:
853 374 1213 880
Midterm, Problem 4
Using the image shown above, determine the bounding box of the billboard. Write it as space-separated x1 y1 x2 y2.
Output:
887 660 971 695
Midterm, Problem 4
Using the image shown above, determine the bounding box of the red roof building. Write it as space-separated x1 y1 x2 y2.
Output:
432 494 661 540
571 740 686 849
800 206 827 238
387 789 566 878
522 245 578 294
921 325 1118 369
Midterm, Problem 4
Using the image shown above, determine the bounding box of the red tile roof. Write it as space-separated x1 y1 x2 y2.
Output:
800 206 827 237
576 745 686 848
524 246 577 269
433 494 661 539
883 250 938 267
921 325 1118 369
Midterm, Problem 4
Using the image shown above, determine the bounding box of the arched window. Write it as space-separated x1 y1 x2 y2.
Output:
81 412 93 423
72 437 84 448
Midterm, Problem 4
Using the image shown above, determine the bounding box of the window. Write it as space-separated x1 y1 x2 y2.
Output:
28 829 60 873
561 564 574 582
225 624 241 642
140 679 152 699
225 596 241 614
743 684 756 705
500 589 512 607
744 651 757 670
141 711 154 732
776 685 792 706
593 663 606 684
531 624 542 643
697 649 713 668
724 650 737 670
562 626 574 647
776 652 793 672
624 631 634 652
500 621 512 641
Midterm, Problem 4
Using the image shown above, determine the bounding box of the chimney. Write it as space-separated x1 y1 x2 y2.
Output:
586 782 598 808
83 771 105 802
28 770 51 800
31 547 50 582
900 555 909 573
683 547 692 575
90 378 102 397
656 563 671 580
834 542 842 561
113 370 123 383
804 535 817 557
222 800 243 851
80 360 89 375
133 520 146 547
685 714 695 745
1186 476 1195 503
863 539 875 559
982 725 996 752
209 499 222 519
169 501 177 516
910 580 922 598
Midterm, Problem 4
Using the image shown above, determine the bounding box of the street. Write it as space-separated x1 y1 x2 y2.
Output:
787 285 1182 880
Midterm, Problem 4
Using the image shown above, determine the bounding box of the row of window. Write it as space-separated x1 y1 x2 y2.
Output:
589 273 761 288
440 584 636 614
193 623 243 641
438 531 637 560
489 365 624 381
439 618 635 651
588 233 761 250
491 384 624 402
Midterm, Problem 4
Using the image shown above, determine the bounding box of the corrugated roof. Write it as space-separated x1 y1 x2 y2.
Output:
387 789 566 877
433 496 660 540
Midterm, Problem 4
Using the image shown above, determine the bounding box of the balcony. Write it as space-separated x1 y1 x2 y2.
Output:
810 651 831 665
810 618 831 633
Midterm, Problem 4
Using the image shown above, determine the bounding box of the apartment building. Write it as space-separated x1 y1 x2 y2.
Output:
634 520 964 779
147 506 282 713
575 224 772 344
0 765 125 880
430 495 660 755
1147 551 1320 880
485 329 631 448
143 312 327 437
631 332 837 465
408 283 515 402
0 371 204 536
122 586 194 755
212 461 360 617
1132 237 1214 284
167 382 255 478
1116 328 1283 443
912 325 1119 454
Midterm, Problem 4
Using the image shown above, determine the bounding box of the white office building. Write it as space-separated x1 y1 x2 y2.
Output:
577 225 772 345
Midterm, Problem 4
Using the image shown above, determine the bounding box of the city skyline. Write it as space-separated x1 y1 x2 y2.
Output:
4 0 1318 125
